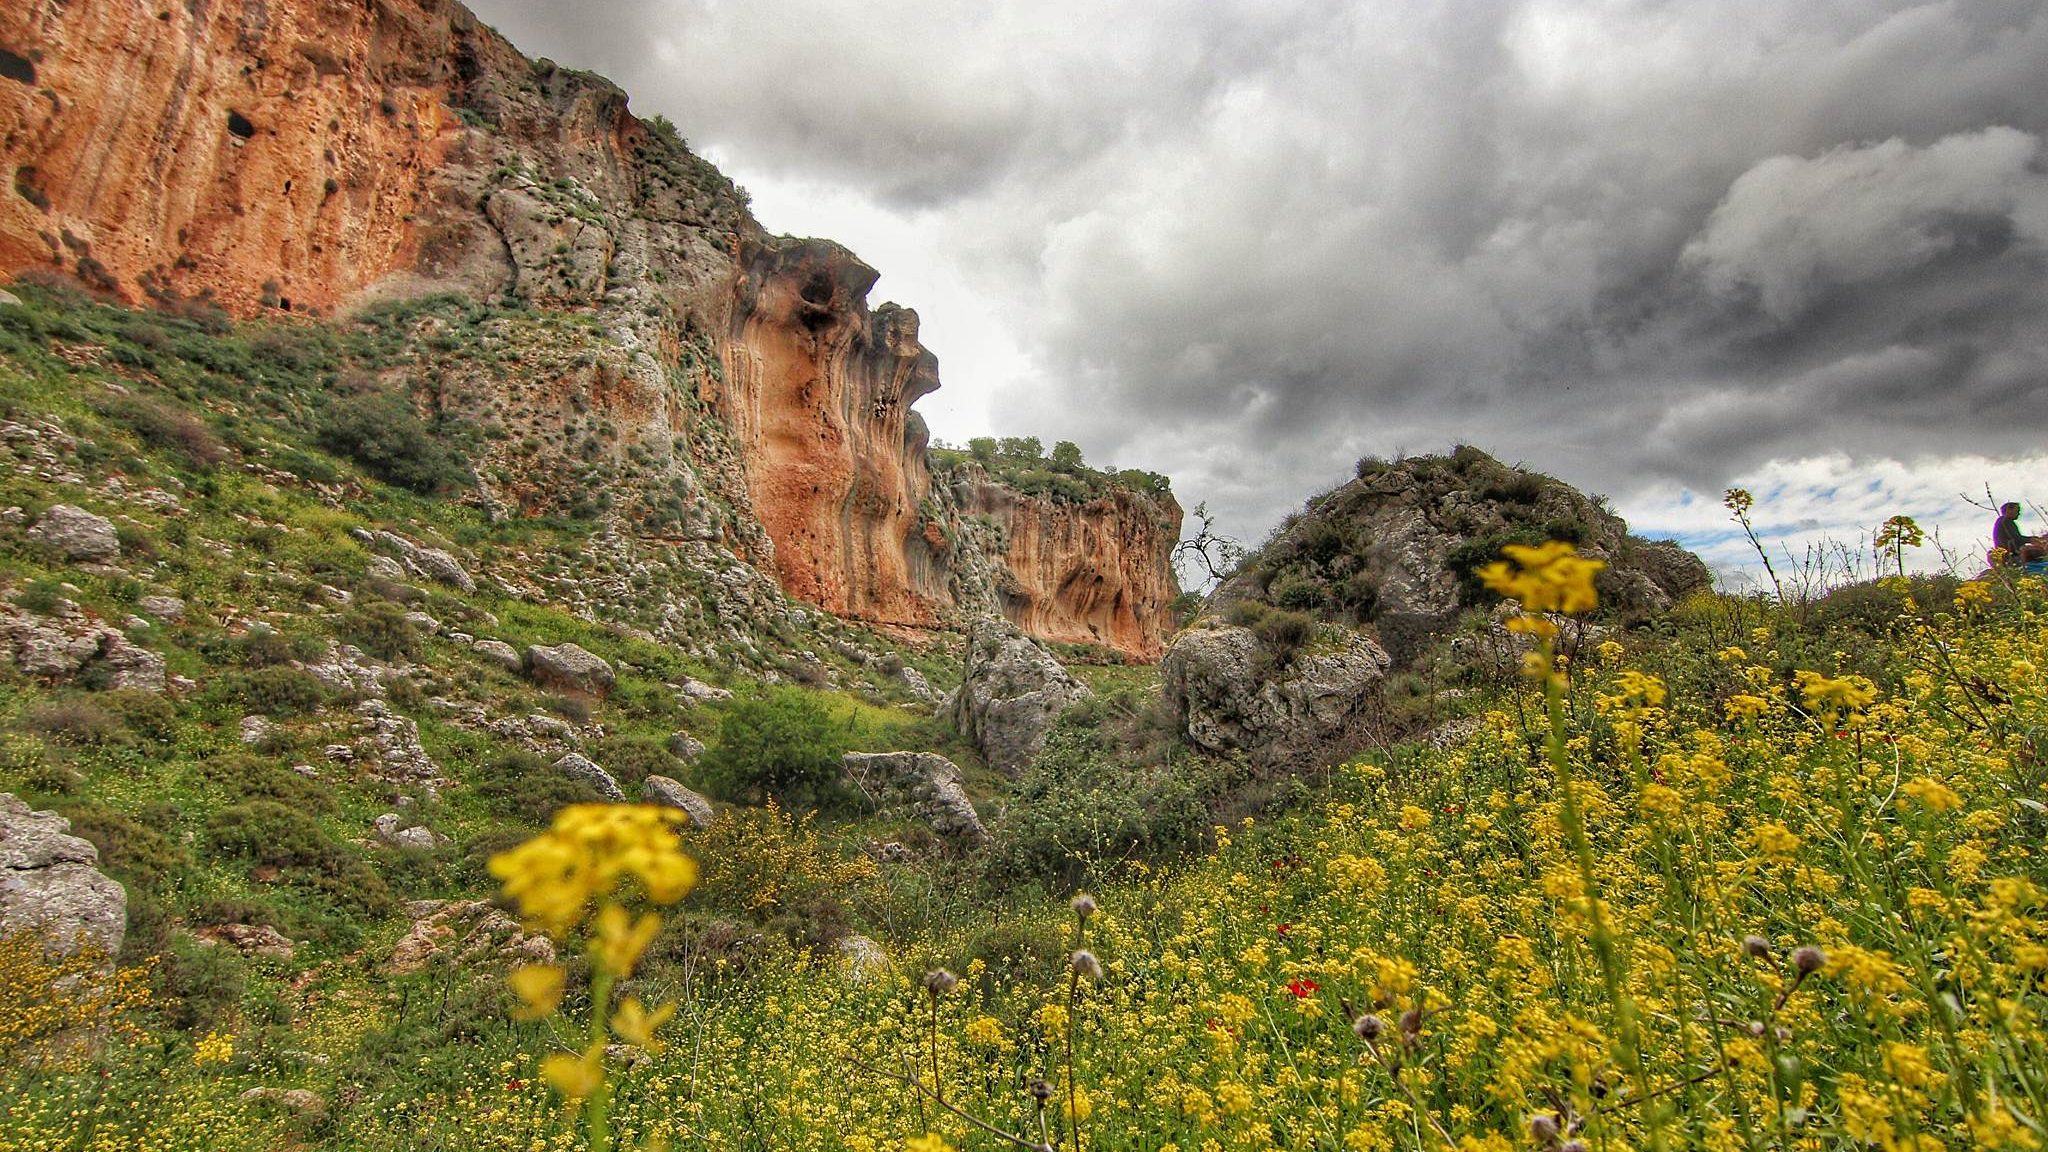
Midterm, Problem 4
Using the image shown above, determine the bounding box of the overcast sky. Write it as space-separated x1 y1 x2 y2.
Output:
466 0 2048 582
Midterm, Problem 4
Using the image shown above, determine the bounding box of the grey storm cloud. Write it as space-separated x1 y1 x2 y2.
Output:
465 0 2048 547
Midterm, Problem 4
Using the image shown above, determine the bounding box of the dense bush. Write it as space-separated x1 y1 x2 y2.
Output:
473 749 607 825
204 800 390 917
697 686 852 810
337 601 421 662
209 665 333 716
990 718 1239 889
316 391 472 494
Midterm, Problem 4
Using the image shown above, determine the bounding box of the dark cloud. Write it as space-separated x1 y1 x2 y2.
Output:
465 0 2048 553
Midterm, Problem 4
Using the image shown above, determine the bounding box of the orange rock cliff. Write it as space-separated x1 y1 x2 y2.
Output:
0 0 1182 657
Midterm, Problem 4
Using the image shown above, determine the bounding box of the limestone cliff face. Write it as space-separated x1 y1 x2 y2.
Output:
0 0 456 314
716 234 947 628
953 473 1181 660
0 0 1181 658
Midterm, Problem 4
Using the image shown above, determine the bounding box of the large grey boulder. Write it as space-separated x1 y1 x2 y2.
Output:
526 643 615 697
471 639 523 675
0 794 127 960
1161 621 1391 771
553 753 625 801
841 752 989 848
27 505 119 563
947 618 1091 775
371 530 475 592
641 775 715 827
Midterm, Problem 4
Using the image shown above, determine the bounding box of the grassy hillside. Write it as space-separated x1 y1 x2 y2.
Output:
3 281 2045 1151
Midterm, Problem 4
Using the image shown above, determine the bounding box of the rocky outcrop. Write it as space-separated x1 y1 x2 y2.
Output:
1161 621 1392 771
388 898 554 975
552 752 624 801
1216 447 1710 664
27 505 119 563
2 604 164 691
948 619 1092 775
525 643 615 697
947 471 1182 660
715 236 947 628
642 775 715 827
841 752 988 848
0 793 126 959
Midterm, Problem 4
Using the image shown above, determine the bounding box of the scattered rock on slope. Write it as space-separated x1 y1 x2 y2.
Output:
1161 620 1391 770
641 775 715 826
841 752 989 848
27 504 119 563
526 643 615 697
947 618 1091 775
0 793 127 960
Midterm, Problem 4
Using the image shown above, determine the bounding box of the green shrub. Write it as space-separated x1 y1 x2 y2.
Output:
474 750 606 824
205 800 390 916
316 391 472 494
103 396 226 468
62 804 190 893
990 722 1238 889
198 754 338 814
211 665 333 716
22 697 132 747
1251 608 1316 667
697 686 851 810
338 601 421 661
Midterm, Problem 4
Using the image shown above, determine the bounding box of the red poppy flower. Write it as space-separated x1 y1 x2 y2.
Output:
1286 978 1319 998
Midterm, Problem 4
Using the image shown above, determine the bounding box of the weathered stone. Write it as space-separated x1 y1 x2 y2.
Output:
199 922 295 959
388 899 554 975
355 700 441 788
98 634 164 691
239 715 274 745
641 775 715 826
365 556 407 583
675 676 731 702
471 638 523 674
409 547 475 593
896 664 940 702
526 643 615 696
836 933 892 986
0 794 126 960
136 595 185 622
947 618 1091 775
666 732 707 761
239 1088 327 1119
27 504 119 563
553 752 624 801
841 751 989 847
1161 620 1391 771
371 812 441 850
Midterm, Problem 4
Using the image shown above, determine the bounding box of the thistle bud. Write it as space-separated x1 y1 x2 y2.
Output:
1398 1007 1423 1039
1792 945 1826 976
1070 949 1103 982
923 968 958 996
1352 1014 1384 1041
1561 1142 1588 1152
1529 1113 1561 1143
1028 1078 1054 1103
1742 935 1772 960
1744 1020 1766 1038
1070 893 1098 920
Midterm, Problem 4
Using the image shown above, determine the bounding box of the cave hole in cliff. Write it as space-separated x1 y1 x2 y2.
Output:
0 48 33 85
226 110 256 139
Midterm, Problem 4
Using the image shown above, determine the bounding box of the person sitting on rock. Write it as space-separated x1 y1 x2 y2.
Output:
1992 502 2047 564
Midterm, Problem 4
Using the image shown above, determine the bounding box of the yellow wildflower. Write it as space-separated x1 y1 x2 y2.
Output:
1477 541 1604 615
508 964 566 1020
489 804 697 937
1899 777 1963 813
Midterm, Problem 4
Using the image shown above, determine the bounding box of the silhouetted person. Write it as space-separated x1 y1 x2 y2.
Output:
1992 502 2046 564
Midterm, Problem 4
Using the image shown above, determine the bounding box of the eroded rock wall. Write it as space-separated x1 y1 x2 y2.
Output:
715 235 948 628
954 474 1181 660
